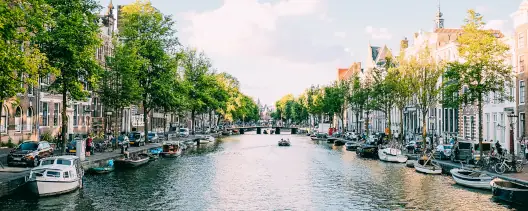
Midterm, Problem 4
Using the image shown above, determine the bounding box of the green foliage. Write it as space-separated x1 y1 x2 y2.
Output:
443 10 513 156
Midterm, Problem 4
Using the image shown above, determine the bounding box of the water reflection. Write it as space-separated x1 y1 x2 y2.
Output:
0 134 520 210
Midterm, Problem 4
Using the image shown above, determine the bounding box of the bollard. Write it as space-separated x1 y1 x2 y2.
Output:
257 127 261 134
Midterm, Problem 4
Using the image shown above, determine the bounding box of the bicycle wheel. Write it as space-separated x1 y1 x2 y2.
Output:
516 161 524 173
495 163 506 174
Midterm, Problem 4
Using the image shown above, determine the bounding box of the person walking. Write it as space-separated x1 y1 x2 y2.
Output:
86 135 93 157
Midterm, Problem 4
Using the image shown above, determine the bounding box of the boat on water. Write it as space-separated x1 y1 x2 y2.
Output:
311 133 327 141
197 135 215 144
327 137 336 143
160 141 183 158
278 139 291 146
114 153 150 168
356 143 378 158
27 155 83 197
406 160 416 168
90 160 115 174
345 141 360 151
414 156 442 175
450 168 492 189
378 148 408 163
490 178 528 205
334 139 346 146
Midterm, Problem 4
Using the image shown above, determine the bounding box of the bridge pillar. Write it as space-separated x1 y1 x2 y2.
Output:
257 127 261 134
240 128 245 134
291 128 298 134
275 127 280 134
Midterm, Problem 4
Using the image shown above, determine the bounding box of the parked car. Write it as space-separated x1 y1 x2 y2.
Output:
147 132 159 143
117 134 130 147
473 142 492 161
435 144 453 160
66 138 84 154
179 128 190 137
129 132 146 146
451 141 473 163
7 141 53 167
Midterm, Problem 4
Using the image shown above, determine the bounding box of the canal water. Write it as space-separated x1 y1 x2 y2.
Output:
0 133 519 210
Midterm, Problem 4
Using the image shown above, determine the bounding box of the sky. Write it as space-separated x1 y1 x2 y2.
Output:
99 0 522 106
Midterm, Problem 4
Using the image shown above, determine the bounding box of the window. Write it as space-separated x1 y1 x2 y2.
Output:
14 107 22 132
26 107 33 131
520 56 525 72
464 116 468 138
40 74 50 85
42 102 48 126
1 106 7 133
519 33 525 48
73 105 78 126
63 171 70 178
46 171 61 178
521 81 525 104
53 103 59 126
486 113 490 140
493 113 497 141
28 84 33 95
500 113 504 143
521 113 526 137
470 116 475 139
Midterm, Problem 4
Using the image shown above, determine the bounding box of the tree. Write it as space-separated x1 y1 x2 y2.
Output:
408 47 443 150
100 42 142 134
370 57 397 138
181 48 215 134
119 0 178 142
389 52 416 143
444 10 512 158
348 75 373 135
322 81 348 131
215 73 241 124
39 0 103 149
0 0 55 142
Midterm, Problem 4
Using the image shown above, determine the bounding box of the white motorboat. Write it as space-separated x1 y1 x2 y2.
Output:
198 135 215 144
378 148 408 163
27 155 83 197
414 157 442 175
450 168 492 189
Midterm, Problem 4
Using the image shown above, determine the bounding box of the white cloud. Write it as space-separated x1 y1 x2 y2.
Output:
179 0 345 105
334 31 346 38
484 20 513 36
364 26 392 40
475 5 490 14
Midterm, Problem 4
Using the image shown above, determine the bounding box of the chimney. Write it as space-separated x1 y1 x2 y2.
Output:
400 37 409 50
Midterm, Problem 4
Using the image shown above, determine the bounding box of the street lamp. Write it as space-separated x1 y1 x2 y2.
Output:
508 112 518 168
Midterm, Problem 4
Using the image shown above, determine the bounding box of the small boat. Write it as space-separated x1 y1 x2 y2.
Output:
327 137 336 143
148 154 159 161
414 156 442 175
491 178 528 205
334 139 346 146
356 143 378 158
27 156 83 197
197 135 215 144
450 168 492 189
90 160 115 174
160 141 182 158
345 141 360 151
278 139 291 146
378 148 408 163
114 153 150 168
406 160 416 168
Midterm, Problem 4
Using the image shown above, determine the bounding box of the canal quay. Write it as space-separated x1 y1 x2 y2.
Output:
0 132 523 211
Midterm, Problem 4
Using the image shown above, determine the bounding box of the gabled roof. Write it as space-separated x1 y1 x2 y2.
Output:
434 28 504 38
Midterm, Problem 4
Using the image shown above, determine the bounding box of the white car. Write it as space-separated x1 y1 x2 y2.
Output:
179 128 190 137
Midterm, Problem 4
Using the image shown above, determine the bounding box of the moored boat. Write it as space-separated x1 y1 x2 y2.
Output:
114 153 150 168
278 139 291 146
491 178 528 205
334 139 346 146
90 160 115 174
414 157 442 175
160 141 183 158
27 156 83 197
378 148 408 163
356 143 378 158
450 168 492 189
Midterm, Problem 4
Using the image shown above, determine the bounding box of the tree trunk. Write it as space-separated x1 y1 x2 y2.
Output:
191 109 195 135
209 109 213 128
0 100 3 145
478 96 483 159
143 100 148 143
365 111 370 136
355 112 360 133
399 107 404 144
163 111 167 138
387 108 392 140
422 110 427 152
61 85 68 154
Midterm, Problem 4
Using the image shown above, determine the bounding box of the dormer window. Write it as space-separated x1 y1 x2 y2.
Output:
519 33 525 48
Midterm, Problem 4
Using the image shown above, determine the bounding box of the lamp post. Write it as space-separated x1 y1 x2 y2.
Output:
508 112 518 168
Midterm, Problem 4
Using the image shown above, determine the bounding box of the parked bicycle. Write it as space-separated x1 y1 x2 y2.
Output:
494 156 524 174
